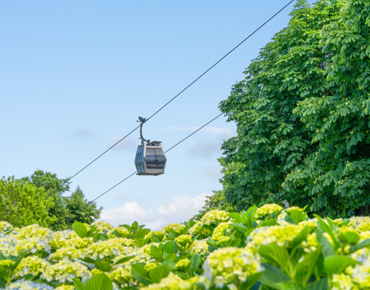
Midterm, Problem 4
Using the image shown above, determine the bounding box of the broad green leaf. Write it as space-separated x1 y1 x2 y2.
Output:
316 230 335 258
190 254 201 274
0 254 5 261
114 255 135 265
148 265 171 283
315 216 340 250
11 251 28 271
230 222 248 232
243 205 257 229
94 260 112 272
150 245 163 261
0 277 5 289
324 256 358 277
290 227 310 253
257 219 279 227
162 241 178 254
342 231 360 245
241 272 263 290
72 222 88 238
228 212 241 223
74 278 86 290
134 228 151 239
306 278 328 290
294 249 321 285
349 239 370 254
85 273 113 290
131 221 138 230
258 244 291 274
131 264 150 286
0 266 8 281
276 282 305 290
259 264 290 289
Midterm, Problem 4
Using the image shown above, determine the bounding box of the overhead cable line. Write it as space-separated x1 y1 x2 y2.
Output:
47 0 294 199
52 113 224 229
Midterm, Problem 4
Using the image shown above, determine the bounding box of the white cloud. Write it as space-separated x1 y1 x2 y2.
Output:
100 193 207 230
73 129 95 138
110 136 136 150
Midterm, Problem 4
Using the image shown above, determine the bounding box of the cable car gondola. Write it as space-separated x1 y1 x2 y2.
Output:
134 117 167 176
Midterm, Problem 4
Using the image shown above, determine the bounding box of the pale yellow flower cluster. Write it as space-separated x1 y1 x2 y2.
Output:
41 258 91 283
85 238 134 259
162 223 185 234
49 231 92 249
256 204 283 218
202 247 264 289
107 226 129 237
48 246 85 262
211 222 231 245
141 273 195 290
14 256 50 278
250 225 303 248
175 234 193 246
189 239 209 255
201 209 229 225
90 221 113 233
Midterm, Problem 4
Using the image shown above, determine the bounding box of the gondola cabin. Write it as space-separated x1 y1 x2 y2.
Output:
135 142 167 176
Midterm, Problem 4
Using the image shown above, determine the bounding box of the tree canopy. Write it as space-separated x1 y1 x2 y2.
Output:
0 177 55 227
219 0 370 217
18 170 102 229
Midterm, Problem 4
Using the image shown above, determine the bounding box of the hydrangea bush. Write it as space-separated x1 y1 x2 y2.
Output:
2 205 370 290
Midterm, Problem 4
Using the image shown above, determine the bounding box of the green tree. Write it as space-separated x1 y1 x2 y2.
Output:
0 176 56 227
284 0 370 217
64 186 102 225
219 0 369 217
20 170 71 229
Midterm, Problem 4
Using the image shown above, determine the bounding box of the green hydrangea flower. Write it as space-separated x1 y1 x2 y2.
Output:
201 210 229 226
202 247 263 289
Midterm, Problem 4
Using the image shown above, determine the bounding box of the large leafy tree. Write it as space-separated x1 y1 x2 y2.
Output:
20 170 71 229
219 0 370 217
20 170 102 229
0 177 55 227
64 186 102 225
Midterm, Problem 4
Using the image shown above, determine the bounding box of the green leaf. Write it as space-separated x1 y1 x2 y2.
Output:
228 212 241 223
290 227 310 253
150 245 163 261
257 219 279 227
162 241 178 254
259 264 290 289
243 205 257 229
275 282 305 290
94 259 112 272
148 265 171 283
306 278 328 290
74 278 86 290
0 266 8 281
131 221 138 230
72 222 88 238
342 231 360 246
316 230 335 258
314 216 340 250
294 249 321 285
114 255 135 265
349 238 370 254
85 273 113 290
324 256 358 277
258 244 290 274
11 251 28 271
189 254 201 274
135 228 151 239
0 277 5 289
131 264 150 286
241 272 263 290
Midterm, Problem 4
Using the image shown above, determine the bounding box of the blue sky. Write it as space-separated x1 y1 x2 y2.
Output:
1 1 297 229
